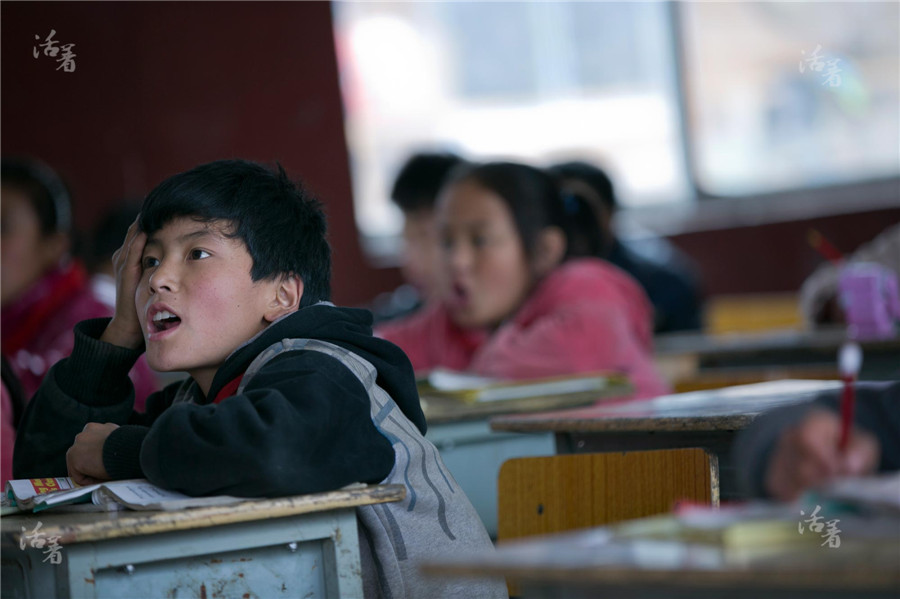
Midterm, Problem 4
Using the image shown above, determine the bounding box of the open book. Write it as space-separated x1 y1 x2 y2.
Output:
417 368 625 404
6 477 244 512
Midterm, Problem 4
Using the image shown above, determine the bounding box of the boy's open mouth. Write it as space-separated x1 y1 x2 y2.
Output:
152 310 182 332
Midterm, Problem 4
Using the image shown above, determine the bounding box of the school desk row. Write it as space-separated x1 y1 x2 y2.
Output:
5 470 896 599
1 377 888 598
4 328 896 597
425 326 899 535
423 501 900 599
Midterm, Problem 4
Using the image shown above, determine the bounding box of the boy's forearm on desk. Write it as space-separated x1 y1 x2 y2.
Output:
12 319 143 479
104 425 150 480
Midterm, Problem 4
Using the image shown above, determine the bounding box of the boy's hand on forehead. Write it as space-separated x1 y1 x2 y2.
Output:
100 217 147 350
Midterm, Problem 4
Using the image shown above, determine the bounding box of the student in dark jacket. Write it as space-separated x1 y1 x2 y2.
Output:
369 151 467 324
549 160 705 333
13 159 506 599
734 380 900 501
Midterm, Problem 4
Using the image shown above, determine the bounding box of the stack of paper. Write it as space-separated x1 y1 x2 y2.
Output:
418 368 625 404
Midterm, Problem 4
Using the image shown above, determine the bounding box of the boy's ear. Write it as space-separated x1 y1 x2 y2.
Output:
532 226 567 277
264 275 304 323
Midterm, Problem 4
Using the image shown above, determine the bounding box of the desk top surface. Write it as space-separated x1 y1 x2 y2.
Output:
491 379 842 433
654 326 900 357
422 381 633 425
422 512 900 591
1 483 405 545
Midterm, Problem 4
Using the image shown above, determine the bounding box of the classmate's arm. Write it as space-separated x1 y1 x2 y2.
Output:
131 351 395 497
12 318 175 479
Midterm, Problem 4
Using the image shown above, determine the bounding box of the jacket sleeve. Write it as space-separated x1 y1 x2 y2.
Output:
733 381 900 498
12 318 176 479
137 350 396 497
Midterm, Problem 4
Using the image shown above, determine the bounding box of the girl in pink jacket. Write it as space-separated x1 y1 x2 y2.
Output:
376 161 669 399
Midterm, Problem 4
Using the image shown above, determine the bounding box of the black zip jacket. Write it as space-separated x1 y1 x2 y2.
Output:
13 304 426 497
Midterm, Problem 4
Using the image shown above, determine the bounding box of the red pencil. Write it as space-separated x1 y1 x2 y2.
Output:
807 229 844 265
838 342 862 451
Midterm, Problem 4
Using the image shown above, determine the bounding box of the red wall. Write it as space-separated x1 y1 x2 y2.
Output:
1 1 402 307
3 2 895 306
670 207 900 296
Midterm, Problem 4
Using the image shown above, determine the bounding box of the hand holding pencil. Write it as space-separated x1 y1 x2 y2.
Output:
764 406 880 502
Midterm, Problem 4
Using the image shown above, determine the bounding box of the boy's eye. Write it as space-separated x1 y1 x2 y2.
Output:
142 256 160 270
189 249 211 260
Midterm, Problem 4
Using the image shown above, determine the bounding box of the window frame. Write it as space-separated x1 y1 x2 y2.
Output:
335 1 900 256
637 2 900 237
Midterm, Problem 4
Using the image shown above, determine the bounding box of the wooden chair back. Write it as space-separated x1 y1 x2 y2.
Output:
498 448 718 542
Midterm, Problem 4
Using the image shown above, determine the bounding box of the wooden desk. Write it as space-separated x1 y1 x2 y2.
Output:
655 326 900 381
422 379 632 538
491 380 843 500
423 510 900 599
1 484 405 599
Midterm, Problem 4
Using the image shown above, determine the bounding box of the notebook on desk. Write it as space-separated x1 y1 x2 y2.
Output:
417 369 633 423
5 477 244 512
418 368 627 404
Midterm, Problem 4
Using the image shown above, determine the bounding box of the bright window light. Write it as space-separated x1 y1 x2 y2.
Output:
333 1 688 258
681 2 900 195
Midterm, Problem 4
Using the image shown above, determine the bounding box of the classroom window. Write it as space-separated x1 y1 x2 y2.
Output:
332 1 687 259
681 2 900 196
333 1 900 258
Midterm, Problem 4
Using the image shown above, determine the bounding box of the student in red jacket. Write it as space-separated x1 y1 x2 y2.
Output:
0 157 157 408
376 161 669 399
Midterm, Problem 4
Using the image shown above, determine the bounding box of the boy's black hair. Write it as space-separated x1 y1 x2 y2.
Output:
138 160 331 309
447 161 571 261
390 152 467 213
548 160 618 213
1 156 72 236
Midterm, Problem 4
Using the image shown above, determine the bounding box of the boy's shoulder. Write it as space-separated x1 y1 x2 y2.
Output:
225 304 378 379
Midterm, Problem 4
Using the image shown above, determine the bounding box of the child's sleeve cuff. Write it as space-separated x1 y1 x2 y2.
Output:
59 318 144 406
103 425 149 480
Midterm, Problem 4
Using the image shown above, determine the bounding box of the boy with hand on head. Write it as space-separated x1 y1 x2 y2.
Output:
13 160 506 599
